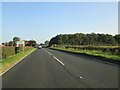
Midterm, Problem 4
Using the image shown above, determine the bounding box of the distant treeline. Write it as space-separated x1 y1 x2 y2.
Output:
49 33 120 46
2 37 37 46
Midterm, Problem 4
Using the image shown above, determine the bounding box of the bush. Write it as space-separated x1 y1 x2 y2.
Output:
2 46 34 59
64 45 120 55
2 46 15 59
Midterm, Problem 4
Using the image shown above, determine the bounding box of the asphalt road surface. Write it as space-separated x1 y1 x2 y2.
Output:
2 48 118 88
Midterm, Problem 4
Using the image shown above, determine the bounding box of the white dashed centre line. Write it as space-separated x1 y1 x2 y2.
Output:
43 49 84 80
53 56 65 66
43 49 65 66
43 49 52 56
43 49 84 81
48 52 52 56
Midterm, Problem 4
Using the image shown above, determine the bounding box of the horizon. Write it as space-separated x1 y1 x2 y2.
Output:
2 2 118 43
2 32 119 44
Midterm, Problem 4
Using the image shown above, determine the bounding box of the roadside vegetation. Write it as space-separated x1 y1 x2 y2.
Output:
49 33 120 46
1 36 37 74
2 46 34 59
0 47 36 74
49 33 120 61
50 45 120 60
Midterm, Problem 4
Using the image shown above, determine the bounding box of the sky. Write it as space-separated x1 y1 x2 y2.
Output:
2 2 118 43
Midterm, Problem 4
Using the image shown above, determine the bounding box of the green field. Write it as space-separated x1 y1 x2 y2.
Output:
50 45 120 61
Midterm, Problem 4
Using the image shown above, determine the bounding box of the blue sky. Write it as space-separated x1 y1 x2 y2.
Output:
2 2 118 43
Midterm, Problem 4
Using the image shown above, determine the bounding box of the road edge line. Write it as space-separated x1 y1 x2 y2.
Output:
0 49 36 76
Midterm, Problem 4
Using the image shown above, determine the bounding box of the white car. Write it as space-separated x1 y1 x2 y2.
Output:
38 46 42 49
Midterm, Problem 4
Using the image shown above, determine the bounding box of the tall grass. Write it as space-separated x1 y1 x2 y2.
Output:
51 46 120 60
52 45 120 55
1 46 34 59
2 46 15 59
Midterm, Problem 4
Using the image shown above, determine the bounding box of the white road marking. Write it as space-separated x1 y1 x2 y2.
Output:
0 50 33 76
43 49 64 66
42 48 52 56
48 52 52 56
42 48 48 53
0 61 20 76
53 56 65 66
43 49 83 80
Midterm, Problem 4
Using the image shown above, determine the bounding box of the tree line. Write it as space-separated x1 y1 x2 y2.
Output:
49 33 120 46
2 37 37 46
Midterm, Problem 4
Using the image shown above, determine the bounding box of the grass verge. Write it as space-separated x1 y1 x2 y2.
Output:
50 47 120 61
0 48 36 75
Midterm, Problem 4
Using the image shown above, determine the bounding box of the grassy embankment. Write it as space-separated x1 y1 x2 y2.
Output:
50 45 120 61
0 47 36 74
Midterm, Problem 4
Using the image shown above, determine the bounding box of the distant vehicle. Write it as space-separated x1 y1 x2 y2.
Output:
38 46 42 49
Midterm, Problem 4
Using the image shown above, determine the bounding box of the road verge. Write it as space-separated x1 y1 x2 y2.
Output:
50 47 120 66
0 48 36 75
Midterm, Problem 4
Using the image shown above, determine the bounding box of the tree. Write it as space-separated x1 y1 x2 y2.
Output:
82 34 90 45
9 41 13 46
2 43 5 45
114 34 120 45
49 36 59 46
105 34 116 45
49 33 118 46
29 40 37 46
13 37 20 46
44 40 49 46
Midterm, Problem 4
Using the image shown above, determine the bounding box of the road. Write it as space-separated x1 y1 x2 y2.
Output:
2 48 118 88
